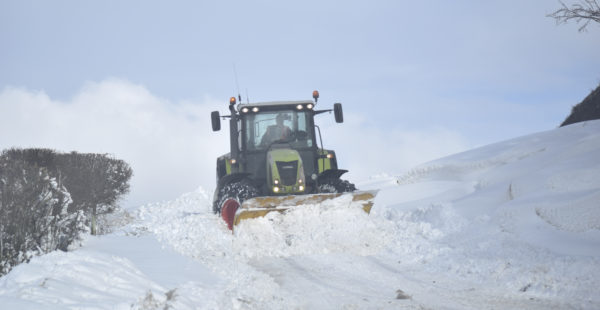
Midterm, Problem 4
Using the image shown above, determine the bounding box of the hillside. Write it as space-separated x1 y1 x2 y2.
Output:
1 121 599 309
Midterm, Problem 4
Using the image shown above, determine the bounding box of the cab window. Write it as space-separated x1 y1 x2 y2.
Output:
244 110 313 150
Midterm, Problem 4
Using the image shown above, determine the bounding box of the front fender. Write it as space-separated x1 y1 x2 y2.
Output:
317 169 348 182
217 172 252 189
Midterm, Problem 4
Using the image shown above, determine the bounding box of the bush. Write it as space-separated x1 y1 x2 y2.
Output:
0 148 132 276
56 152 132 215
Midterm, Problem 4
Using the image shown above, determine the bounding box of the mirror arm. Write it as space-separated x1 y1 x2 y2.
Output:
314 109 332 115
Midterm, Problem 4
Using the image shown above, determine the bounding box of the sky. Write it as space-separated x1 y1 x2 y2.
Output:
1 1 599 208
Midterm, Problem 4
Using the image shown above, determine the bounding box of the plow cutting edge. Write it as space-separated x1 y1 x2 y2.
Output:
232 190 378 227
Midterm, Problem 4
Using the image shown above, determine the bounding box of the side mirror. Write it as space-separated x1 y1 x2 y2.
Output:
333 103 343 123
211 111 221 131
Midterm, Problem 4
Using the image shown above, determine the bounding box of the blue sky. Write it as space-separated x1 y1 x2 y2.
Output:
1 1 599 207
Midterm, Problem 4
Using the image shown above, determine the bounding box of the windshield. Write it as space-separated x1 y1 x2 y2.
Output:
244 110 314 151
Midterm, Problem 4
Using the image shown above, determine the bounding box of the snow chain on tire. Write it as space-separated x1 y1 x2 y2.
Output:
213 179 259 214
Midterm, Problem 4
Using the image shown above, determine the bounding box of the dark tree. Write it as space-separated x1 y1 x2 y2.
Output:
561 83 600 126
56 152 133 215
548 0 600 32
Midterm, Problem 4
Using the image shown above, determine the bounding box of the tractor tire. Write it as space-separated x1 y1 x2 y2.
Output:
318 178 357 193
213 179 259 214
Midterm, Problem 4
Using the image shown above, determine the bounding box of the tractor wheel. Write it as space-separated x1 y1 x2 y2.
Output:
214 179 259 229
318 178 357 193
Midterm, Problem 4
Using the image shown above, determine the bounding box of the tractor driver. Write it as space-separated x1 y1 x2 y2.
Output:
261 113 292 146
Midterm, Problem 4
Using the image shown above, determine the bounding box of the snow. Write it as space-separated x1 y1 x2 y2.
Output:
1 120 600 309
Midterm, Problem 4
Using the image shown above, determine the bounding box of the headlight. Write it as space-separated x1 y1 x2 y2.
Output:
273 186 280 193
298 185 304 191
274 179 279 185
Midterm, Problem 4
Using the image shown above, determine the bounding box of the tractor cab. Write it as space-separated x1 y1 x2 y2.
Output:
237 101 321 195
240 101 316 152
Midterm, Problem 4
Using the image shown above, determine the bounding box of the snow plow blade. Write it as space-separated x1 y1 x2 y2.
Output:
233 190 377 227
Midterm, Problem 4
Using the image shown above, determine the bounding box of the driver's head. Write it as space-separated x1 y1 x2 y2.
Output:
276 113 287 125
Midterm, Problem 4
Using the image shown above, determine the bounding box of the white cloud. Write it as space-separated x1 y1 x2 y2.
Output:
0 79 229 209
0 79 469 207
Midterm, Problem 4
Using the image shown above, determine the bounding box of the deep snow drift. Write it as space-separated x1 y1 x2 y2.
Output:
1 121 599 309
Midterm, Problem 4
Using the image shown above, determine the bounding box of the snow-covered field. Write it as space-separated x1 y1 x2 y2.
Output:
1 121 599 309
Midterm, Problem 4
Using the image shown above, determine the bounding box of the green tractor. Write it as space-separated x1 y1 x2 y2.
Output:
211 91 376 230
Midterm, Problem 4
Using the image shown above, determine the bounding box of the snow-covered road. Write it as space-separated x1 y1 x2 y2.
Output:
1 121 599 309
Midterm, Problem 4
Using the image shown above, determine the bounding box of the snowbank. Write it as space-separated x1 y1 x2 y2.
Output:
1 121 599 309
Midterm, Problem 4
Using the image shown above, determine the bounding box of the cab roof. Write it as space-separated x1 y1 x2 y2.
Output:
236 100 314 111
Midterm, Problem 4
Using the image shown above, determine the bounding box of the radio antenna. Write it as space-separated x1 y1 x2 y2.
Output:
245 88 250 104
233 63 242 104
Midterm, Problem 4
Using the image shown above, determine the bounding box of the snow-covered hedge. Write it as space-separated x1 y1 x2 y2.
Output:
0 148 132 276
